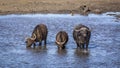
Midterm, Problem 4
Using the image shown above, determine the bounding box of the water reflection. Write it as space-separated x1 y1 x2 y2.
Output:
37 45 47 50
26 45 48 53
57 49 67 55
75 48 90 58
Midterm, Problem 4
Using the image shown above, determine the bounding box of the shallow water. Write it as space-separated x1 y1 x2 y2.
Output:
0 12 120 68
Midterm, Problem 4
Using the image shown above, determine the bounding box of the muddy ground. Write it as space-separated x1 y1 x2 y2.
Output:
0 0 120 14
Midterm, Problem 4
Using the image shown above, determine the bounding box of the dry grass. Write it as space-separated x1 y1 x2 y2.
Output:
0 0 120 14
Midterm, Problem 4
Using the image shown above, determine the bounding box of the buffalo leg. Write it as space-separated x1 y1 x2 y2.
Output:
86 43 88 49
82 44 85 49
77 43 82 49
39 42 42 46
33 43 36 48
62 45 65 49
44 40 47 45
77 43 79 48
80 45 82 49
86 33 90 49
58 46 62 50
86 40 90 49
79 43 82 49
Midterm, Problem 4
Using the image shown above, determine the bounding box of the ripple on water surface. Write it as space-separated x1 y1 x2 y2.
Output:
0 12 120 68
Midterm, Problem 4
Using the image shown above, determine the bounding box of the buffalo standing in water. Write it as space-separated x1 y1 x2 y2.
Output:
26 24 48 48
73 24 91 49
55 31 68 50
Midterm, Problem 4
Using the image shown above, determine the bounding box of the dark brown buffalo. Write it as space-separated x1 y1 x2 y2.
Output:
55 31 68 50
26 24 48 48
73 24 91 49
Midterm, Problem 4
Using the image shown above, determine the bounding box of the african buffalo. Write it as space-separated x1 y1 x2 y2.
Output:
55 31 68 50
73 24 91 49
26 24 48 48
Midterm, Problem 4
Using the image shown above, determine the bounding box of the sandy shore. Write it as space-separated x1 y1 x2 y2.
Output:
0 0 120 15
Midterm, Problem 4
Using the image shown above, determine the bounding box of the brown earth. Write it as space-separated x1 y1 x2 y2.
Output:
0 0 120 14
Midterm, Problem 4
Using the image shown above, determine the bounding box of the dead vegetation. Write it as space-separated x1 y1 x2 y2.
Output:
0 0 120 14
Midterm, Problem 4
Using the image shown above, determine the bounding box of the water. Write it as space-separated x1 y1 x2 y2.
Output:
0 12 120 68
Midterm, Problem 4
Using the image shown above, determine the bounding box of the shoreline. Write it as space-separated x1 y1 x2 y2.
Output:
0 11 120 15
